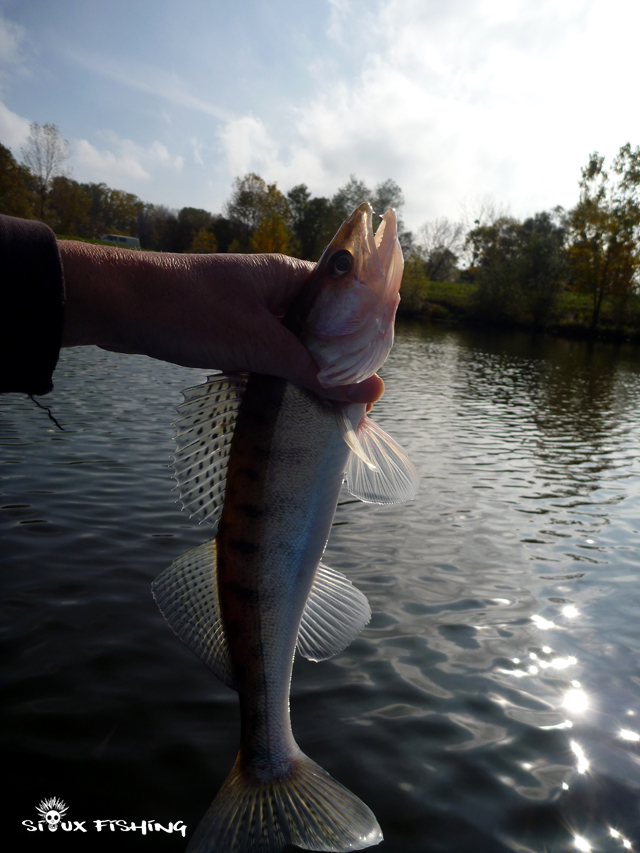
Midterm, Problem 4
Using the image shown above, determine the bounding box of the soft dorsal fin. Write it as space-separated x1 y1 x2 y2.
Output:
152 539 235 689
172 373 248 530
297 563 371 661
336 407 419 504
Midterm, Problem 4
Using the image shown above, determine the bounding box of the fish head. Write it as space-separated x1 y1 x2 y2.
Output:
289 202 404 388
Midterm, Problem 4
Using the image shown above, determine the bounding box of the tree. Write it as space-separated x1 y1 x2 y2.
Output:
20 122 70 218
177 207 214 252
467 211 568 328
371 178 404 216
250 214 291 253
331 175 372 220
0 142 33 218
188 227 218 253
136 203 180 251
225 173 292 251
47 176 91 236
286 185 334 260
467 216 524 322
415 217 465 281
518 209 568 329
568 144 640 330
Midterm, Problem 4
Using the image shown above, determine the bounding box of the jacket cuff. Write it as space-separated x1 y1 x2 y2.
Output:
0 215 65 395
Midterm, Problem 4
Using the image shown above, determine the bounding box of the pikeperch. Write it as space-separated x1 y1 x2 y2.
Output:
153 203 418 852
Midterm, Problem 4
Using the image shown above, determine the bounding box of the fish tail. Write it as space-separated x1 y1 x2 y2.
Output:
186 751 382 853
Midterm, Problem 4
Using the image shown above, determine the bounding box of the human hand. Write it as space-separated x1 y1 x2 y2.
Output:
58 242 384 405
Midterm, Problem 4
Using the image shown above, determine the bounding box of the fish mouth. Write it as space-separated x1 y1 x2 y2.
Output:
328 202 399 283
300 201 403 388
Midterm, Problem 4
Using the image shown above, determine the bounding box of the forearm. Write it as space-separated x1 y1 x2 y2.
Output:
59 242 383 403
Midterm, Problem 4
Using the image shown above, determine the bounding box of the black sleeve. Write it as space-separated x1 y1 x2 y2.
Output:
0 214 65 395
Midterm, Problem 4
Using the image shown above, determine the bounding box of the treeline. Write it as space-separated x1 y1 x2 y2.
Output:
401 144 640 334
2 123 639 336
0 127 408 259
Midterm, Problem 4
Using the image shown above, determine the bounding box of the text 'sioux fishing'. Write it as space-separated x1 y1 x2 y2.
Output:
153 202 419 852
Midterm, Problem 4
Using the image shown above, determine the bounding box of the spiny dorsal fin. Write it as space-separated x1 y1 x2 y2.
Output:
173 373 247 529
337 407 419 505
297 563 371 661
152 539 235 689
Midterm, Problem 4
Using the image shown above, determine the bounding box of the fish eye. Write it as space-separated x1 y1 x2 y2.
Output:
328 249 353 278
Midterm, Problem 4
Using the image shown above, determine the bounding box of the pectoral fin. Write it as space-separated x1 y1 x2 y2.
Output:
297 563 371 661
336 407 419 504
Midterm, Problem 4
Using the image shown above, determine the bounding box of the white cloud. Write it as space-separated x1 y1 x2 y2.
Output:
208 0 640 230
73 135 184 186
0 13 27 68
0 12 31 95
0 99 31 150
218 116 279 179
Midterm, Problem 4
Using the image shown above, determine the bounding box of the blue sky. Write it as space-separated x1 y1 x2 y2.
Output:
1 0 639 232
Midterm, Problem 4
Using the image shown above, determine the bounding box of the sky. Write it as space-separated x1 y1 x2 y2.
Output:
0 0 638 233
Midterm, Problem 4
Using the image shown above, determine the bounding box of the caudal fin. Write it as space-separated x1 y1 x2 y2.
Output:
186 752 382 853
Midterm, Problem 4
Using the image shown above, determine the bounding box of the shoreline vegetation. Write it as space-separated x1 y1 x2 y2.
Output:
398 277 640 344
2 124 639 346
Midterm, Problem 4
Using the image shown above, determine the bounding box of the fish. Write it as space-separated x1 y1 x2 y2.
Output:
152 202 418 852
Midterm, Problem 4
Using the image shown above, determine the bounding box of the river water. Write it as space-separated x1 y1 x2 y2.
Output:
2 324 640 851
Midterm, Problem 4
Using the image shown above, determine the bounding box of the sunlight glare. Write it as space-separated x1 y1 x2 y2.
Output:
619 729 640 742
570 740 590 774
574 835 592 852
531 614 555 630
610 828 633 849
564 688 589 714
563 605 579 618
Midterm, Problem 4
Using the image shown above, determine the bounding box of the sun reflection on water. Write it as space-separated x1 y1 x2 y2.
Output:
564 687 590 715
570 740 590 774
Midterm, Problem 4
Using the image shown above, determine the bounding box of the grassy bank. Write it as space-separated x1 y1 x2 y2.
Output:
399 275 640 343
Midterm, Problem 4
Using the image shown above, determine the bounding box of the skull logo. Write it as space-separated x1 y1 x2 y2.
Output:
36 797 68 832
46 810 61 831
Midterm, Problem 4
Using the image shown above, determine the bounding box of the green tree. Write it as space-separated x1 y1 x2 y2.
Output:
568 144 640 330
249 213 291 254
0 142 33 218
177 207 214 252
467 211 568 328
331 175 372 220
331 175 411 250
225 173 293 252
20 122 70 218
286 185 334 260
47 176 91 235
518 209 568 329
188 227 218 253
466 216 523 322
136 203 180 251
81 182 142 237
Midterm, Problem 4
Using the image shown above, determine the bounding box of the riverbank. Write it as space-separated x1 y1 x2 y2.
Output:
398 278 640 344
